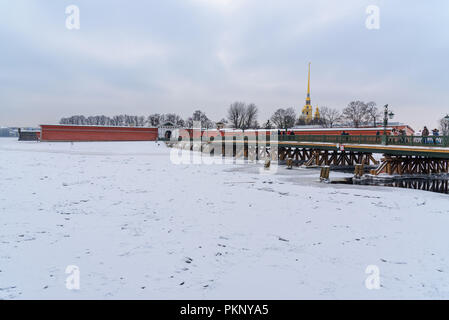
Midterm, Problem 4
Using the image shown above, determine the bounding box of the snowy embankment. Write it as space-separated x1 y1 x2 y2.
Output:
1 138 449 299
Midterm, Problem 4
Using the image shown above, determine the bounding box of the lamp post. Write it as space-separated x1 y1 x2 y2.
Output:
382 104 394 144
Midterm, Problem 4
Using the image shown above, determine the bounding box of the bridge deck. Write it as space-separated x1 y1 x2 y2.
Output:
206 136 449 159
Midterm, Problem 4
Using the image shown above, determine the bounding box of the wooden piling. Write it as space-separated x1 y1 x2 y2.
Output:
320 166 330 181
264 159 271 169
354 164 364 177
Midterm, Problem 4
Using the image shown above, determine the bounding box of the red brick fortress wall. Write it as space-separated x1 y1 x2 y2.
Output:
40 125 158 142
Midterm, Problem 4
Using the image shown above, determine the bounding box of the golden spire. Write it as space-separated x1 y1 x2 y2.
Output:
307 62 311 99
302 62 313 122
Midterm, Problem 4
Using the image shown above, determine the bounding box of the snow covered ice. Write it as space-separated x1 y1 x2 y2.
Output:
1 137 449 299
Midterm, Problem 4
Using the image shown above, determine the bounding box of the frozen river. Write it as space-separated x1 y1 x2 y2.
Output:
1 138 449 299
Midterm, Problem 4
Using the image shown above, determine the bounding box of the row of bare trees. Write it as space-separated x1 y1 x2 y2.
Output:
341 101 380 128
264 101 381 129
60 115 147 127
60 100 385 130
60 103 258 130
60 114 186 127
313 101 382 128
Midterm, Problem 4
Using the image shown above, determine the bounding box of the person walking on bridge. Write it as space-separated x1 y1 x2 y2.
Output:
432 128 440 144
399 129 406 144
422 126 429 144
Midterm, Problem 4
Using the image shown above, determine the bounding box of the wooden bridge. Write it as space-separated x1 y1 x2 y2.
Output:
169 134 449 176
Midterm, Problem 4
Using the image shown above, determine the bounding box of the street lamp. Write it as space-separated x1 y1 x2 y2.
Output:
388 111 395 120
383 104 394 143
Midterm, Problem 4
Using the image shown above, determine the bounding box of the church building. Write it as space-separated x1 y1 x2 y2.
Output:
301 63 320 123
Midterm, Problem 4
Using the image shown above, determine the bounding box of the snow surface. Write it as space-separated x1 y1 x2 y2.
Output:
1 137 449 299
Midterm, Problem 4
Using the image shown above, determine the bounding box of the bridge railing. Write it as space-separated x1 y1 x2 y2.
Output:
163 134 449 148
385 135 449 147
279 135 381 145
279 135 449 147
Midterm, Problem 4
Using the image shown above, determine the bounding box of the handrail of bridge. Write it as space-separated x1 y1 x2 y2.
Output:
278 135 449 147
163 134 449 148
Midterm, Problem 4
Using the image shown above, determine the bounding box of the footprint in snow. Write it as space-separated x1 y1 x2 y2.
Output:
381 258 407 265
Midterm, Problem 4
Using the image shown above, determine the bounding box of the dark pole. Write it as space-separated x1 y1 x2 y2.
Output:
382 104 389 145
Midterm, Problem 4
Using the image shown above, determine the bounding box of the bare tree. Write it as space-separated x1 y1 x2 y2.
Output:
112 115 124 126
319 107 341 128
342 101 370 128
270 108 297 129
147 114 162 127
270 109 283 128
365 101 380 127
162 113 185 127
186 110 214 128
243 103 258 130
227 102 246 129
440 116 449 136
226 102 258 129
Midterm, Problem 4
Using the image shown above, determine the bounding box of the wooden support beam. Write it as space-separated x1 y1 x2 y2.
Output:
373 156 449 176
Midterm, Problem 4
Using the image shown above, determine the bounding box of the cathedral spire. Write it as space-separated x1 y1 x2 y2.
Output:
302 62 313 122
307 62 311 102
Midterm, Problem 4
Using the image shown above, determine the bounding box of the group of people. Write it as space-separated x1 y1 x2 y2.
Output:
390 128 407 136
275 127 442 145
278 130 295 136
419 126 440 137
417 126 442 144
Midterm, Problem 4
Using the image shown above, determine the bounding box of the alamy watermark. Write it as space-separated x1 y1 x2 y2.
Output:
365 265 381 290
65 5 80 30
169 121 279 174
65 265 80 290
365 5 380 30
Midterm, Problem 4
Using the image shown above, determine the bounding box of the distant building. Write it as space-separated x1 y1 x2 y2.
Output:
158 121 179 139
372 122 415 135
18 128 40 141
0 127 19 137
0 127 9 137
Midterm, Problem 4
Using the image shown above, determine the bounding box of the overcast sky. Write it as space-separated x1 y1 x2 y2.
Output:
1 0 448 129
